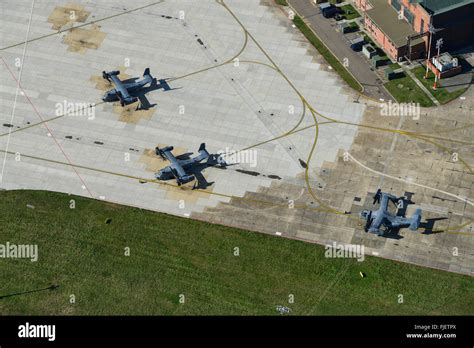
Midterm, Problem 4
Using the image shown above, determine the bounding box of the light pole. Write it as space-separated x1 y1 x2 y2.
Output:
424 24 435 79
433 38 443 90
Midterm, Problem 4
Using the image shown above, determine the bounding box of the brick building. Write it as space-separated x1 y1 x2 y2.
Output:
354 0 474 61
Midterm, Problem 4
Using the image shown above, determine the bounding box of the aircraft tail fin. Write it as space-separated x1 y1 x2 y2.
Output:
194 143 209 162
142 68 155 85
143 68 152 77
409 208 422 231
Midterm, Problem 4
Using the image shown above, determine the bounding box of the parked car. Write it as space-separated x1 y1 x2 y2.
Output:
319 3 338 18
349 36 366 51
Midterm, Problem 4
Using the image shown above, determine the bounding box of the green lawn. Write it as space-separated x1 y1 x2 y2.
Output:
275 0 288 6
293 15 363 92
384 71 435 107
0 190 473 315
341 4 360 20
348 21 360 31
412 65 468 104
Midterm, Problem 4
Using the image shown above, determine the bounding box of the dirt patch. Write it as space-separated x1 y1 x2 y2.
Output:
91 68 157 123
115 103 156 124
48 3 90 30
139 146 188 172
63 24 106 53
90 67 130 91
139 148 215 203
164 183 214 203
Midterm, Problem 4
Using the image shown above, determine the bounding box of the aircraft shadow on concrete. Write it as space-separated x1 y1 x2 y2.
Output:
382 227 405 240
420 217 449 234
116 77 181 111
175 152 232 190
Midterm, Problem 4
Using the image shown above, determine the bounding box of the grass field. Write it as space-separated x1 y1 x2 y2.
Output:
0 191 474 315
0 190 473 315
384 71 435 107
292 15 363 93
412 66 468 104
340 4 360 20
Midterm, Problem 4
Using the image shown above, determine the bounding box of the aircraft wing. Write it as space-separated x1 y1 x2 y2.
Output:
368 210 385 234
159 149 176 162
380 194 391 212
168 156 188 179
109 74 132 99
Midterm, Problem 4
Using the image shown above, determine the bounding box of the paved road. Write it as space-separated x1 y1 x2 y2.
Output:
288 0 392 101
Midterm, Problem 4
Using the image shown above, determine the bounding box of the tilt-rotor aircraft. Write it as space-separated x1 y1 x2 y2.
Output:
155 143 210 186
102 68 154 106
360 189 422 236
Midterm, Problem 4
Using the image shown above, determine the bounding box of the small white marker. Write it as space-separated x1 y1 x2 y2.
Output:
460 96 466 100
292 24 296 28
372 251 379 256
99 195 105 200
183 213 190 217
47 132 51 137
379 98 385 102
328 66 333 70
20 91 25 96
275 232 282 236
81 185 86 190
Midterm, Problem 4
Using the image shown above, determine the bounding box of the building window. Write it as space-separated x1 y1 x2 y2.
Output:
404 8 414 25
420 18 424 33
391 0 401 12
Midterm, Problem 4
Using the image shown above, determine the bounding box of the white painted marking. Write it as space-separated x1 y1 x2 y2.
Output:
0 0 37 183
346 152 474 206
275 232 282 236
